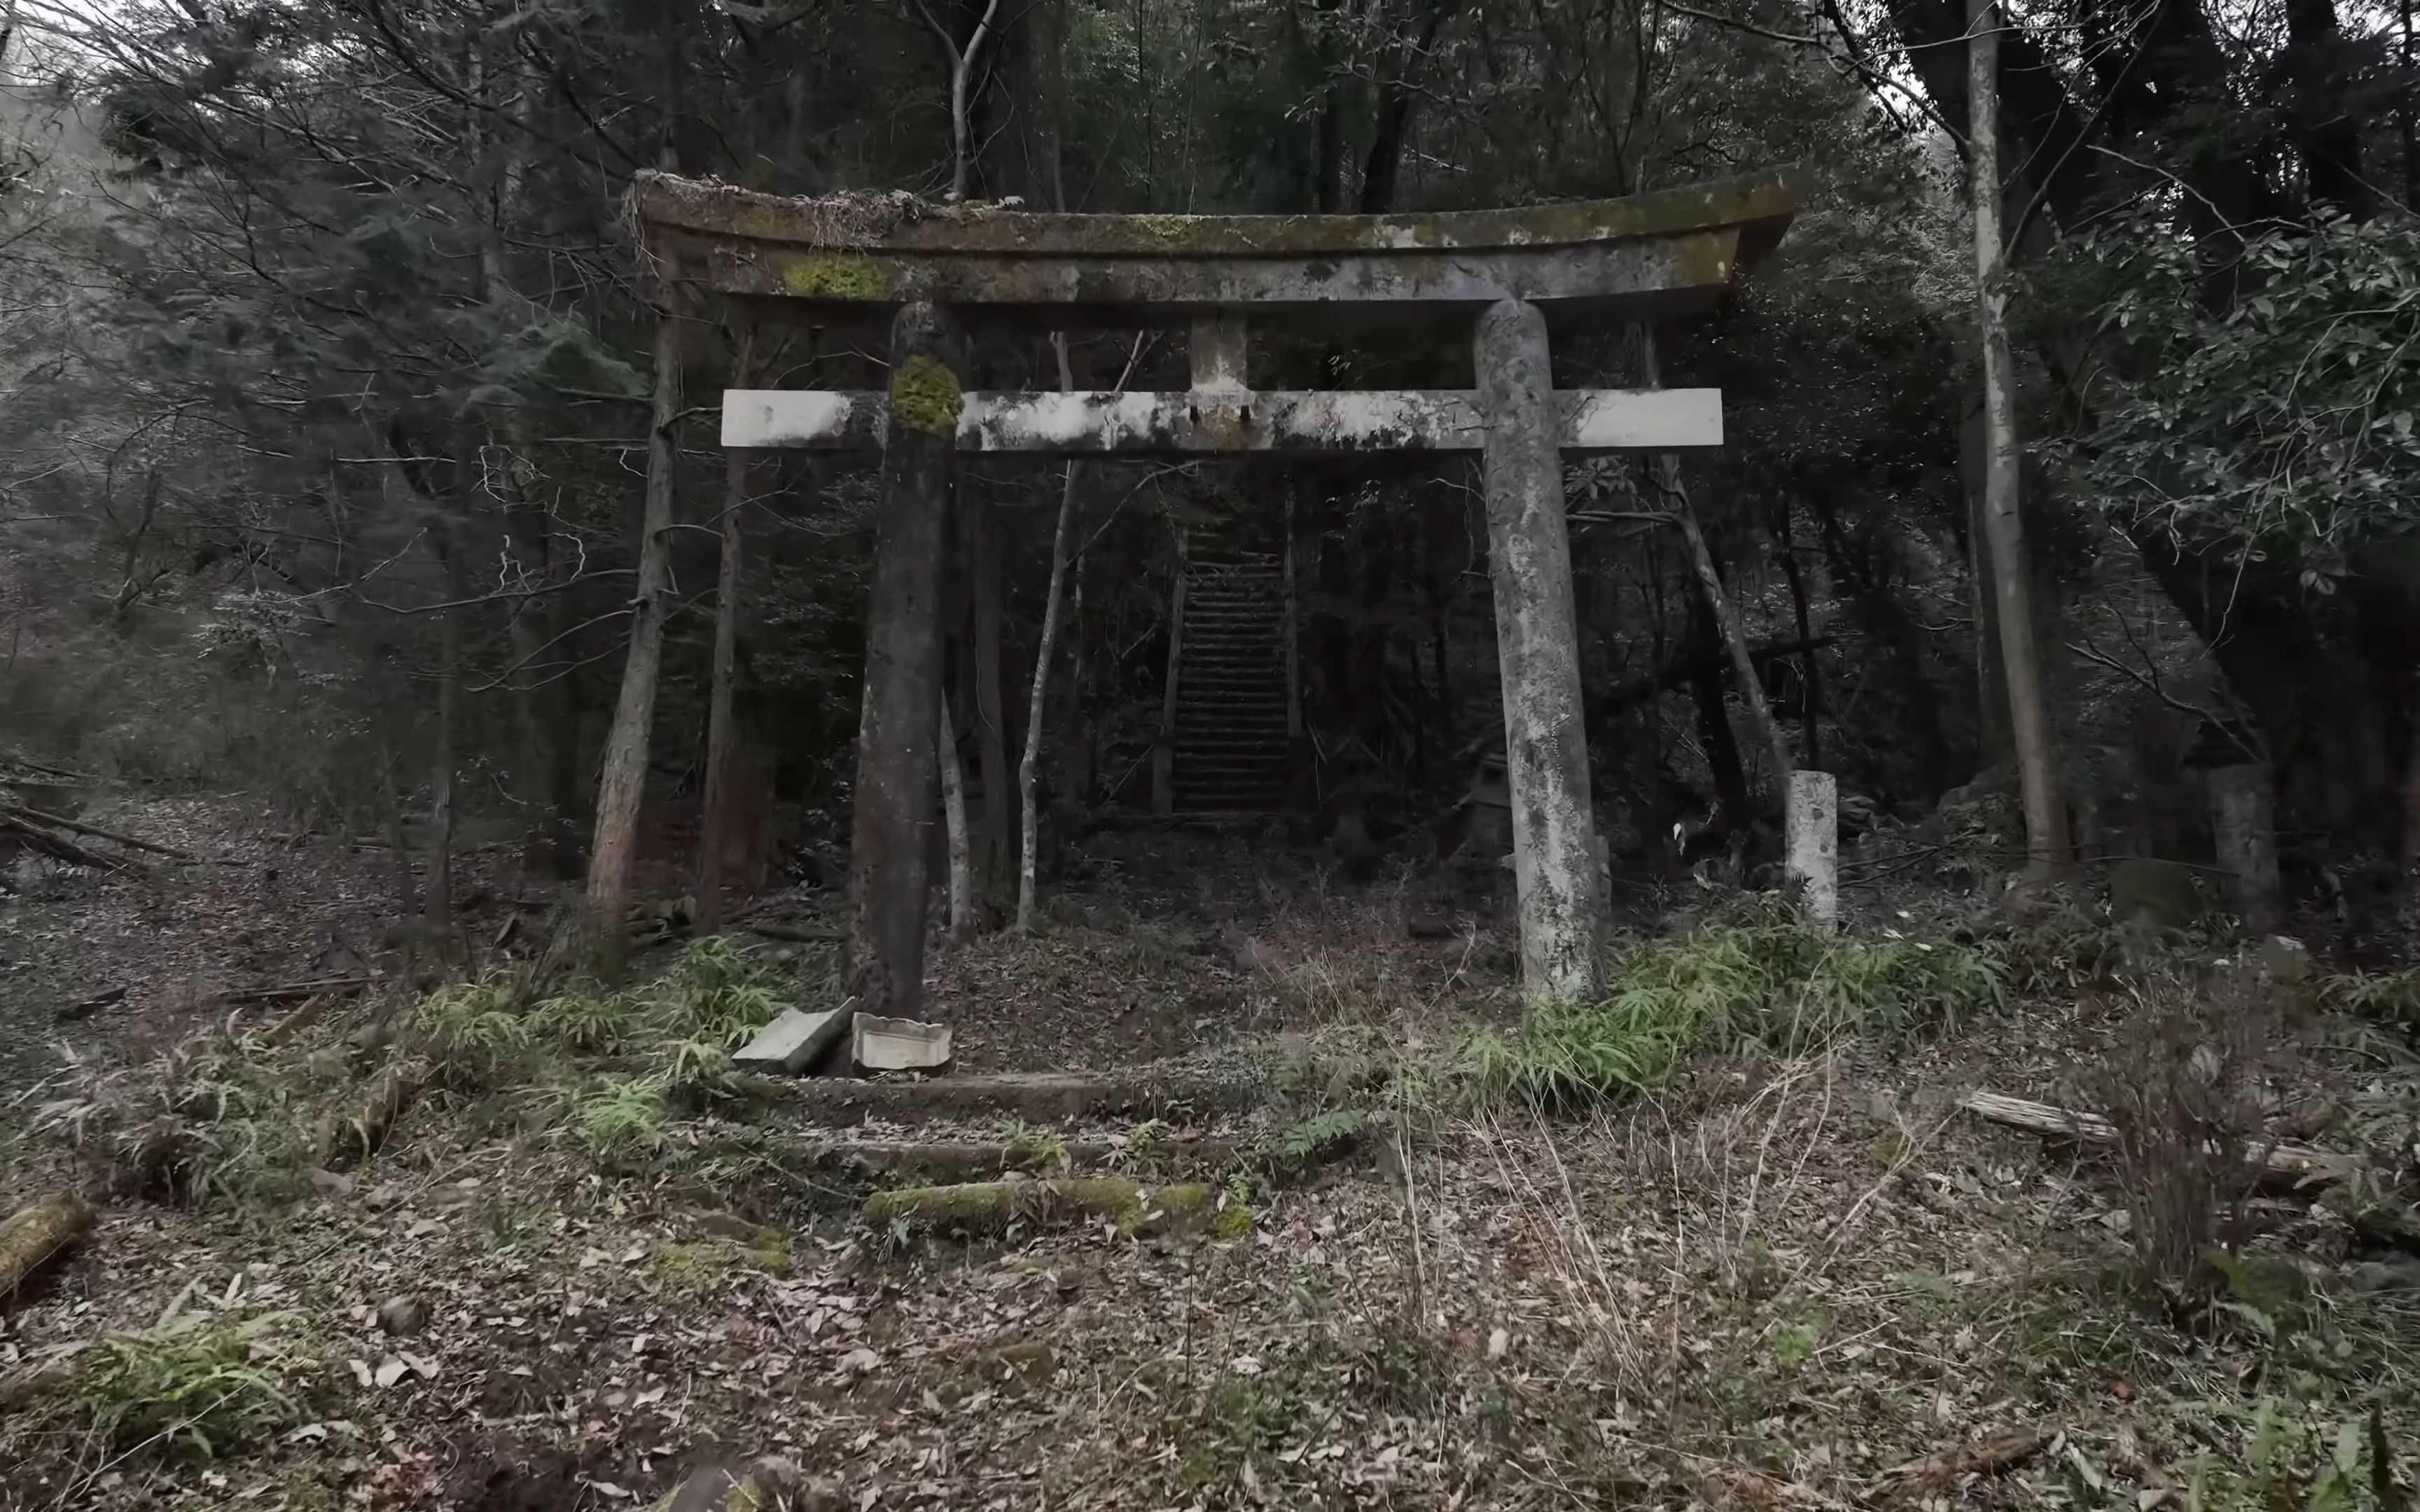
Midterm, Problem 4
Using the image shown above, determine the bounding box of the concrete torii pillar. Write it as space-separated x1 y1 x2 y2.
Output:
845 302 961 1019
1475 300 1606 998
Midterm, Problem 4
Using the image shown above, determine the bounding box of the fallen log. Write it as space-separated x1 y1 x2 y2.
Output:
0 1192 95 1299
0 814 138 874
1959 1091 2357 1184
0 804 193 860
864 1176 1221 1238
745 920 844 944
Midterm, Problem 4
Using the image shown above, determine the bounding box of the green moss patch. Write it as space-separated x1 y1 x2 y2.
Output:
889 354 964 435
779 254 889 300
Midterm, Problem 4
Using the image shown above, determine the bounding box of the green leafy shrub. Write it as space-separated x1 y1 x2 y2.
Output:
76 1306 314 1461
416 974 537 1071
1467 912 2004 1107
573 1076 670 1156
2319 971 2420 1034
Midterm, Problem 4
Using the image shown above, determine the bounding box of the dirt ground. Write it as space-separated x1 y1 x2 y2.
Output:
4 798 2419 1511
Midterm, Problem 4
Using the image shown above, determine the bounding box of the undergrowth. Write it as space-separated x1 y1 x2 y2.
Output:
1466 902 2005 1107
71 1302 317 1462
46 937 816 1213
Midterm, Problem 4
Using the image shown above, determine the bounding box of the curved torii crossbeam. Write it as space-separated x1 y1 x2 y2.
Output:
632 170 1800 1007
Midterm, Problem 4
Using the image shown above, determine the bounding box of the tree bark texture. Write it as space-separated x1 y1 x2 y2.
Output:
697 328 755 937
424 517 465 952
939 696 975 942
970 494 1013 900
1641 328 1793 799
585 275 685 965
1669 488 1793 795
2209 764 2282 933
1970 0 2072 875
845 302 962 1018
1475 298 1605 999
1016 332 1083 932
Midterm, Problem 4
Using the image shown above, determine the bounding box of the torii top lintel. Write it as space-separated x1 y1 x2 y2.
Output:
630 170 1802 323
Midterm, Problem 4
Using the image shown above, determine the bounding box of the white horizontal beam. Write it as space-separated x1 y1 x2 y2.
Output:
720 387 1723 455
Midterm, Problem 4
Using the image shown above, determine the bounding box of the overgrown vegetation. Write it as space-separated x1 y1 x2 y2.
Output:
69 1302 317 1462
1466 906 2005 1106
47 937 821 1213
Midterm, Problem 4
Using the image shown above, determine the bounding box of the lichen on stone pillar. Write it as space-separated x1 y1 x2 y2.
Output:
1475 298 1606 1000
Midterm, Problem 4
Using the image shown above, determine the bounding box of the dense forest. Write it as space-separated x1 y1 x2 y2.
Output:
0 0 2410 925
4 0 2420 1505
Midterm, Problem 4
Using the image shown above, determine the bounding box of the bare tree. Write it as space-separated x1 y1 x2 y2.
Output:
1970 0 2071 874
698 328 755 936
585 288 684 965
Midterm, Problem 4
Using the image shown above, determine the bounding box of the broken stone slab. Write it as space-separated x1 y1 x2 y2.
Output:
735 1065 1267 1127
853 1014 951 1072
734 1003 854 1075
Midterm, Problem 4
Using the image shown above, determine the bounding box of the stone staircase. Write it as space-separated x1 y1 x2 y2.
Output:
1171 545 1293 815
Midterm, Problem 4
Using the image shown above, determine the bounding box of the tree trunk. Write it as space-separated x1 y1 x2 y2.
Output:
585 284 684 967
939 697 975 941
1016 333 1083 931
1641 328 1791 796
1668 491 1793 794
1970 0 2071 875
1689 626 1753 830
844 302 962 1018
1779 535 1822 769
970 495 1013 903
697 330 755 936
2209 764 2282 934
424 524 464 955
377 717 420 918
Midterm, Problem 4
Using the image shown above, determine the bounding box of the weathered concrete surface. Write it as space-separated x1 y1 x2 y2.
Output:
699 236 1748 320
845 302 960 1018
641 172 1801 324
732 1005 852 1074
635 167 1798 258
1190 314 1249 391
1785 769 1839 925
720 386 1723 454
1475 298 1606 999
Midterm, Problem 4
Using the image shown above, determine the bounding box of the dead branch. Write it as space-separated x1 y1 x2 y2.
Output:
0 814 140 873
1959 1090 2354 1184
55 986 127 1023
0 804 193 859
1879 1427 2050 1499
2065 633 2265 766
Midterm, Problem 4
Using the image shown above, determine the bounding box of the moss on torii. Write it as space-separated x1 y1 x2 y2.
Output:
888 354 964 436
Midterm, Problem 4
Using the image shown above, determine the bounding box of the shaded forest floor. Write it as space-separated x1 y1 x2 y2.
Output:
3 798 2419 1511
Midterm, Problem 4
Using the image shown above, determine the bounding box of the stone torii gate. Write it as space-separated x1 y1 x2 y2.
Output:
631 171 1800 1007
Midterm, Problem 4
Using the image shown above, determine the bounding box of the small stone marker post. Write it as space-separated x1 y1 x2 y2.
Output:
1785 769 1838 925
